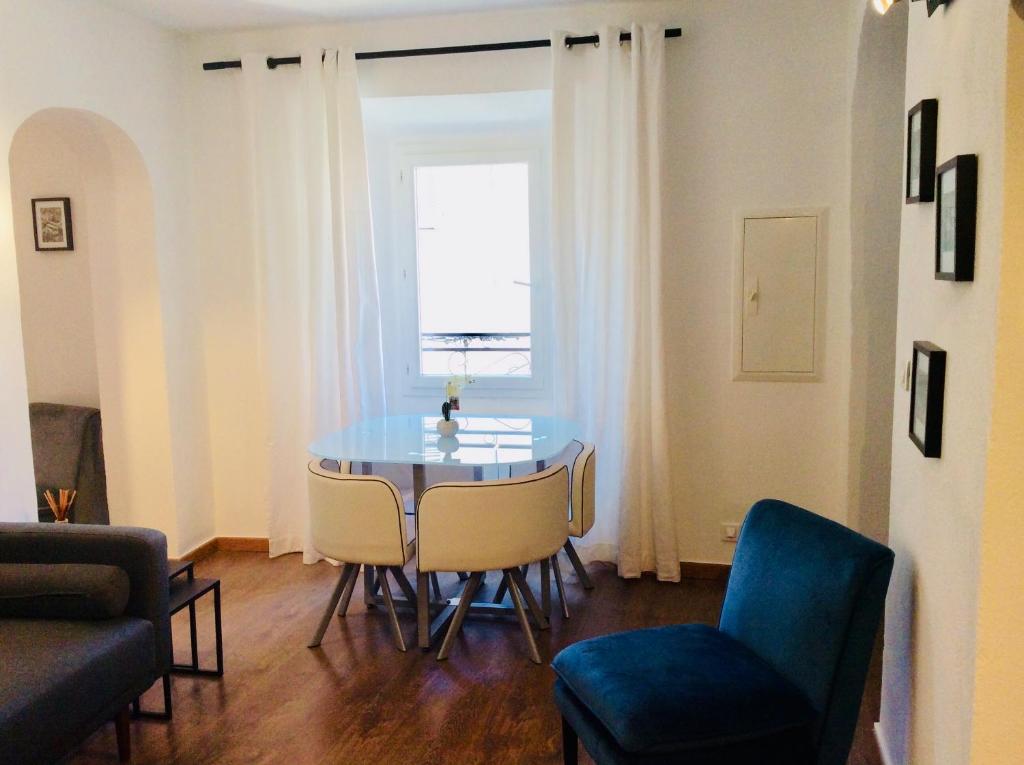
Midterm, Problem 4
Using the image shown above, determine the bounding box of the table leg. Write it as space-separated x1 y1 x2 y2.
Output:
188 602 199 670
413 463 425 503
541 557 552 618
213 582 224 676
417 570 430 651
363 563 378 607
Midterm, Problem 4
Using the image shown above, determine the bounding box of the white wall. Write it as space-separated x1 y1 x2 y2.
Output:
846 1 908 545
879 2 1009 764
10 122 101 409
187 0 869 560
0 0 213 555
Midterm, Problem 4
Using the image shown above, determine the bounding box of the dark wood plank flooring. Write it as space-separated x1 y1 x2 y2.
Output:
68 551 882 764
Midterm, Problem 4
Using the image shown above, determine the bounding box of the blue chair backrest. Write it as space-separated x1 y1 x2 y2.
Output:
718 499 894 765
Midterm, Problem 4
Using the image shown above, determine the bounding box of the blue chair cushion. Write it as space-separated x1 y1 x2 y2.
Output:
551 623 816 755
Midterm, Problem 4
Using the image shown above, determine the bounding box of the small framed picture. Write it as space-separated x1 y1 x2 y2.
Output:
906 99 938 203
32 197 74 251
909 341 946 458
935 154 977 281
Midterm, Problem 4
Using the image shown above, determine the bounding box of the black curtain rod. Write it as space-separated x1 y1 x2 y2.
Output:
203 28 681 71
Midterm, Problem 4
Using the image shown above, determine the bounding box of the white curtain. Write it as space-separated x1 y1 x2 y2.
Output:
240 49 386 563
550 25 679 581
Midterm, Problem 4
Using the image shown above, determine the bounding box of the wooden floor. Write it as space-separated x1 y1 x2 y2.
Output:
69 551 883 765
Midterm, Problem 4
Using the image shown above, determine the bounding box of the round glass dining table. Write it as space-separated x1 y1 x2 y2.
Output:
309 413 581 480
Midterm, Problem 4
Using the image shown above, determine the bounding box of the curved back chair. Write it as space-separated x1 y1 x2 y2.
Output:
417 463 570 663
306 460 415 651
564 441 596 589
553 499 894 765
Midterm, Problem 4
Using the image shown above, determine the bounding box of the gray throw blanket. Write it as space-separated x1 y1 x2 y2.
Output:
29 403 108 525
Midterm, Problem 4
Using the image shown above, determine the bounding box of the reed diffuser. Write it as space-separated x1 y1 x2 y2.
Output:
43 488 77 523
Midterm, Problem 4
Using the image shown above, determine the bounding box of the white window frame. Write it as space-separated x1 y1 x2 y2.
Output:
389 134 551 399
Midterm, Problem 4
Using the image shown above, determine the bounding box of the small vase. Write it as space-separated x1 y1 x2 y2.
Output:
436 419 459 437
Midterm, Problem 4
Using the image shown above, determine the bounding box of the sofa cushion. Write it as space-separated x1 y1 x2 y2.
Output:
0 618 155 764
0 563 130 620
551 623 816 755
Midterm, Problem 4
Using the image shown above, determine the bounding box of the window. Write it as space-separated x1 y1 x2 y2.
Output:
413 162 532 378
363 90 551 403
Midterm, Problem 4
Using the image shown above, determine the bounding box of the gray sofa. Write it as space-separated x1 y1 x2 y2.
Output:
0 523 169 764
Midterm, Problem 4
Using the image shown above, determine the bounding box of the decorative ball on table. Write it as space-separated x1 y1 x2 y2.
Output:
437 401 459 437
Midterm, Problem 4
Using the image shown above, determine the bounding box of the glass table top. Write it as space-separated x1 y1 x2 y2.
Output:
309 414 580 468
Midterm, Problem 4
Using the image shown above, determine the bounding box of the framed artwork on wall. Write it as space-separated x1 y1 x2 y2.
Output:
906 99 938 203
31 197 74 252
935 154 977 281
909 341 946 458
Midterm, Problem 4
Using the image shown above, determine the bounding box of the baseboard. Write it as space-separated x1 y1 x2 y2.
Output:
182 536 269 561
679 562 731 581
875 722 897 765
179 541 725 577
217 537 270 553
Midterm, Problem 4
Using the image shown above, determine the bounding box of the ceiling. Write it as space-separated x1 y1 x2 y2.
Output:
101 0 600 31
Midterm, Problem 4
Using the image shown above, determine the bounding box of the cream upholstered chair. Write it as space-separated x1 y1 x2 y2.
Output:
417 463 570 664
564 441 596 589
491 441 596 617
306 460 415 651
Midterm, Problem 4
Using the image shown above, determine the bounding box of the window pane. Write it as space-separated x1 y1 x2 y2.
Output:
413 162 531 378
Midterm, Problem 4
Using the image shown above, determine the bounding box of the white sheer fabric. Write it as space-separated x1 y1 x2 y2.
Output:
240 49 386 563
550 25 680 580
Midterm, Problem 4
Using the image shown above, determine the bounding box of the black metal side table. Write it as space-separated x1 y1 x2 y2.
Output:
132 559 223 721
169 560 224 677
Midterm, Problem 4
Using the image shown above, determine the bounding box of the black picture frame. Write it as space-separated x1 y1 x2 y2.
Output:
909 341 946 458
935 154 977 282
906 99 938 203
31 197 74 252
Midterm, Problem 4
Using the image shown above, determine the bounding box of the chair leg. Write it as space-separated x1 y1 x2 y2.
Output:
509 565 549 630
309 563 356 647
551 554 570 619
337 563 359 617
376 567 407 652
493 572 510 603
563 540 594 589
390 565 417 603
505 570 541 664
437 572 484 660
562 716 578 765
430 571 443 601
115 706 131 763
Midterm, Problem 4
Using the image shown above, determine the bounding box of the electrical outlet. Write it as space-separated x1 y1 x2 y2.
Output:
721 523 739 543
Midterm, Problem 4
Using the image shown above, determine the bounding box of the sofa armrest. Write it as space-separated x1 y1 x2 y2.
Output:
0 523 170 674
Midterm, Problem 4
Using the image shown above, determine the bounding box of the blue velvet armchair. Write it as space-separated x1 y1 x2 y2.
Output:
552 499 894 765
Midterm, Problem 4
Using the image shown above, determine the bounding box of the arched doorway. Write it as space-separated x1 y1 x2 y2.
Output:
8 108 179 544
